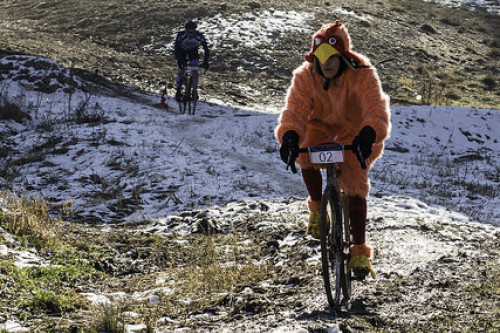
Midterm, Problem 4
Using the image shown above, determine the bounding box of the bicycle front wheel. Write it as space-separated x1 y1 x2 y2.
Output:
320 188 346 308
341 193 352 301
178 93 186 114
184 77 192 114
178 79 187 114
189 77 197 115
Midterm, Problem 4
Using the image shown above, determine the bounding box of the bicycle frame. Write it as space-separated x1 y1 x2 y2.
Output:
287 143 361 308
178 62 200 115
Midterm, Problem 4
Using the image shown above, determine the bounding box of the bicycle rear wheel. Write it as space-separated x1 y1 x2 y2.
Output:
320 188 346 308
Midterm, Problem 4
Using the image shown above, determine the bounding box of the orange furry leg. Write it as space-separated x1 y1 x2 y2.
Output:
350 243 372 258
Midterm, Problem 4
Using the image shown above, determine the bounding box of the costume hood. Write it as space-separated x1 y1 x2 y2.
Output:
305 21 364 68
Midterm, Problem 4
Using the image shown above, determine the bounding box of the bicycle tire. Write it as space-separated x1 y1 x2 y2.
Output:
341 193 352 300
320 188 346 308
178 92 185 114
184 76 191 114
178 77 187 114
189 77 197 115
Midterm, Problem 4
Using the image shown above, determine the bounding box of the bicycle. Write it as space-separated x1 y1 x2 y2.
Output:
286 143 366 308
178 60 200 115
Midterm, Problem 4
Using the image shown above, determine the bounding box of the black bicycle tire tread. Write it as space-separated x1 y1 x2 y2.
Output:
341 194 352 300
331 192 344 307
189 77 196 115
179 77 187 114
320 189 334 307
185 77 191 114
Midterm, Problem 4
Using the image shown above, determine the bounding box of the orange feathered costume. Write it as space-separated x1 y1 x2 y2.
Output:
275 21 391 199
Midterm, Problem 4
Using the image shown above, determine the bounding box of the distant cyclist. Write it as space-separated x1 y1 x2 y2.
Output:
174 20 210 102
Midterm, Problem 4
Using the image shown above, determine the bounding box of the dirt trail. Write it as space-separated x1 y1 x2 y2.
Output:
178 196 500 332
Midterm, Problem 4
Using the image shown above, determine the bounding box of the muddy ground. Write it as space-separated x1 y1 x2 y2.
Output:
1 196 499 332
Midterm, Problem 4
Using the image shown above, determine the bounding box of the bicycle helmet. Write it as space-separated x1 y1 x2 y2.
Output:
185 21 197 30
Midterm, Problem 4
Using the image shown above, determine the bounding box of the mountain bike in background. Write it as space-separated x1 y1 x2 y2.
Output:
287 143 366 308
178 60 200 115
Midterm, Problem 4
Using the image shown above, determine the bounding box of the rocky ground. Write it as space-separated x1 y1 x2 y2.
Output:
0 0 499 332
1 195 499 332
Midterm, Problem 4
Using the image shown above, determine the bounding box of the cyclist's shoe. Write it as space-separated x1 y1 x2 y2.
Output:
306 211 329 239
349 243 376 279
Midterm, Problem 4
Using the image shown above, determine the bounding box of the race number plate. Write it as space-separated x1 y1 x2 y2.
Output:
308 144 344 164
186 65 199 71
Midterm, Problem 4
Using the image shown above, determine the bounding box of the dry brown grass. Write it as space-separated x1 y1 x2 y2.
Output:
0 191 64 249
0 191 273 330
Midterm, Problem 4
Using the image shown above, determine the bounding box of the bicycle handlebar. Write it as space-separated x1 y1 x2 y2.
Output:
286 144 366 174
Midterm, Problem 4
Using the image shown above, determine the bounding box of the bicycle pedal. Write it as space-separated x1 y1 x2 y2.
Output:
352 268 369 280
351 274 366 281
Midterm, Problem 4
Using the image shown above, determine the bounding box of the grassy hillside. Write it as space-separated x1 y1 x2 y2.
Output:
1 0 498 109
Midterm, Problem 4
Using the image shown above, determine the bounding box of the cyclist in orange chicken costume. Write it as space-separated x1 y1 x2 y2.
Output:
275 21 391 278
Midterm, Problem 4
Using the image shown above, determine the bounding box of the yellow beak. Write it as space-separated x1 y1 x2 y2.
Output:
314 43 340 64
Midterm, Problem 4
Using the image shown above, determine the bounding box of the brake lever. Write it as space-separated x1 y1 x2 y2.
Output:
286 150 298 174
354 144 367 170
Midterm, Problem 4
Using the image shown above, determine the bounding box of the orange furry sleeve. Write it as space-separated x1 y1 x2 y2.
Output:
274 64 312 144
356 68 391 143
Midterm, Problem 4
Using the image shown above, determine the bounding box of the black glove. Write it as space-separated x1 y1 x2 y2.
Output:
177 59 186 69
202 61 209 70
280 131 299 165
352 126 376 167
